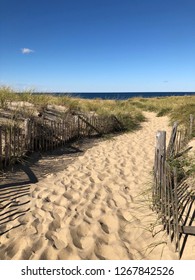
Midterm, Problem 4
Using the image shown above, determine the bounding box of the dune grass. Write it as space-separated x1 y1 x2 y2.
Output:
0 86 194 132
128 95 195 127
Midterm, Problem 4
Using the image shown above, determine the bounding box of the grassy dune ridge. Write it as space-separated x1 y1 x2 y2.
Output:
0 86 195 130
128 95 195 127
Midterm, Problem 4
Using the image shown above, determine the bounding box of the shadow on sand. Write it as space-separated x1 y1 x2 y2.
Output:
0 139 100 236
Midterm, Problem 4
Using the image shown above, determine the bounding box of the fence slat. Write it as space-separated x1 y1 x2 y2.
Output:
178 226 195 235
167 121 178 158
153 116 195 259
154 130 166 212
189 114 194 137
0 112 126 171
173 168 180 257
0 127 2 169
78 115 102 136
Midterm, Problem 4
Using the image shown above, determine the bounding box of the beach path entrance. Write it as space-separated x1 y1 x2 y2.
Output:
0 112 194 260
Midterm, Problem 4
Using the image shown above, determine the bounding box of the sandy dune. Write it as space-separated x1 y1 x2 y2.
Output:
0 112 194 260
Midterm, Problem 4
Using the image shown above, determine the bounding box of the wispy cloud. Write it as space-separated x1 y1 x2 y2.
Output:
21 48 34 54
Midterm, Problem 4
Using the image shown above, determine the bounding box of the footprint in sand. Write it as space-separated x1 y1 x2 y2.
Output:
5 241 21 259
53 205 66 219
99 213 119 234
54 195 68 207
70 228 83 250
21 246 35 260
117 209 134 222
85 207 103 219
69 190 81 203
32 237 47 252
48 216 61 231
35 199 43 208
112 194 127 208
97 173 108 181
18 215 29 225
69 213 82 226
33 221 43 234
75 221 92 237
63 192 73 200
53 180 67 192
40 246 58 260
45 194 57 203
94 241 131 260
51 234 67 250
37 190 50 200
41 202 53 212
45 229 67 250
58 245 81 260
107 198 117 208
70 227 94 250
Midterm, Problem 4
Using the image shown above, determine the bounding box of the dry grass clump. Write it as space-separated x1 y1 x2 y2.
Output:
128 95 195 126
74 98 146 131
0 86 19 108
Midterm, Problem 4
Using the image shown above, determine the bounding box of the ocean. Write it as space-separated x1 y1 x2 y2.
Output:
50 92 195 100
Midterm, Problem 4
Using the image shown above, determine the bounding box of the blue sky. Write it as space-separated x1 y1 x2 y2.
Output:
0 0 195 92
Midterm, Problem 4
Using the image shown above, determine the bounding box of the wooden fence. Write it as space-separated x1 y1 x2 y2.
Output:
153 115 195 258
0 113 124 170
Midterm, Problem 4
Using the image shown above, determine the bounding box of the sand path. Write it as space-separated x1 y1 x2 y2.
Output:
0 112 194 260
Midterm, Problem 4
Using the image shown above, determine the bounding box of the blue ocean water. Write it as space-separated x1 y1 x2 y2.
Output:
52 92 195 100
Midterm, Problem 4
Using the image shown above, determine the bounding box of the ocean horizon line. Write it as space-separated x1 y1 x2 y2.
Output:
32 91 195 100
33 91 195 94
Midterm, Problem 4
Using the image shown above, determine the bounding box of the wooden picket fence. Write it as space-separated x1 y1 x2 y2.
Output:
0 113 124 170
153 114 195 258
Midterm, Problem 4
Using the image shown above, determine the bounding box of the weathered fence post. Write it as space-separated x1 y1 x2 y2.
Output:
153 131 166 213
167 122 178 158
24 118 30 151
77 115 80 138
173 167 180 258
0 126 2 169
189 114 194 137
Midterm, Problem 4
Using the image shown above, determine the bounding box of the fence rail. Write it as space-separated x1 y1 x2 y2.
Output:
153 115 195 258
0 113 124 170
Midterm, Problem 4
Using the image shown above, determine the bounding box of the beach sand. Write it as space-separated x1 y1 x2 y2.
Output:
0 112 194 260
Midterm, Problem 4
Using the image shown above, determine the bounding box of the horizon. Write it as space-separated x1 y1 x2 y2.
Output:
1 0 195 92
30 90 195 93
9 89 195 94
30 90 195 100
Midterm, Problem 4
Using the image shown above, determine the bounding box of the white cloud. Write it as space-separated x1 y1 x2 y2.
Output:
21 48 34 54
